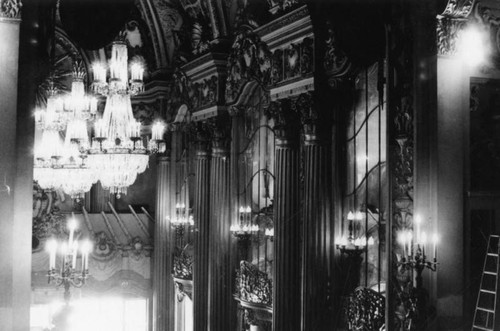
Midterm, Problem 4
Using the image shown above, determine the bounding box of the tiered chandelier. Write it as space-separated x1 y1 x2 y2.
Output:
34 37 165 200
86 37 165 198
34 62 99 200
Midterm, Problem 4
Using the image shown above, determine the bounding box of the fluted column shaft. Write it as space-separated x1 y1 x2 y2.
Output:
193 146 211 331
273 139 301 331
208 145 231 331
301 137 333 330
153 153 175 331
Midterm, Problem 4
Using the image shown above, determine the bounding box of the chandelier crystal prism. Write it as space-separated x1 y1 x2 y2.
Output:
87 37 166 198
33 62 98 200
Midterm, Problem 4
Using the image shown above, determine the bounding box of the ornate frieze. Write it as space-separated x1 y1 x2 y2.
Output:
225 32 272 104
0 0 21 20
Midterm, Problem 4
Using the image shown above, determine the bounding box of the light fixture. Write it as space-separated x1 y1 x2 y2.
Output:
86 37 165 198
33 62 98 200
230 206 259 240
336 210 374 256
46 218 92 303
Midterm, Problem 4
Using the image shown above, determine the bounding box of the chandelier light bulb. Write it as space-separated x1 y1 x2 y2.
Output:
347 211 354 221
130 62 144 81
355 211 363 220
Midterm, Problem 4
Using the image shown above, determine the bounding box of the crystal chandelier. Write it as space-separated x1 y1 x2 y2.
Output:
86 37 165 198
33 63 98 200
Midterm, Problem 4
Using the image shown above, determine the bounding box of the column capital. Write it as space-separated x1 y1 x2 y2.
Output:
292 92 322 145
265 98 300 148
0 0 22 21
206 115 231 158
187 121 212 159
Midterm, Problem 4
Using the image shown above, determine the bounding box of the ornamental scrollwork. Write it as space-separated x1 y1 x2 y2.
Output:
441 0 475 18
235 260 273 306
346 287 385 331
225 32 272 104
323 21 351 86
0 0 22 19
173 244 194 280
32 182 65 249
91 231 118 261
436 17 467 56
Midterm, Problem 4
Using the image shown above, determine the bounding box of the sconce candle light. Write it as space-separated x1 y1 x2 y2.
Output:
46 218 92 303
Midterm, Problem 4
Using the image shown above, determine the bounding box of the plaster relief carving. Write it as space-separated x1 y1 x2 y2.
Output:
0 0 22 19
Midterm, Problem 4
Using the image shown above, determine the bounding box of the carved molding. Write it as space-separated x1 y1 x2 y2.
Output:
0 0 22 20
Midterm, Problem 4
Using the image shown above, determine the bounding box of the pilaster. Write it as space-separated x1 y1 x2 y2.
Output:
193 122 211 331
153 151 175 331
266 99 301 331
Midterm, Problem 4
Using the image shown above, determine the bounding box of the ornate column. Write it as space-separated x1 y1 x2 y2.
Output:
295 93 334 330
207 116 232 331
266 99 301 331
192 122 211 331
153 147 175 331
0 1 33 330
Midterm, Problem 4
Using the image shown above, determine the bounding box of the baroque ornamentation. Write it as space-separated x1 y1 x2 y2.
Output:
284 43 301 80
441 0 475 18
0 0 21 19
436 17 467 56
225 32 272 104
32 183 65 247
346 287 385 331
389 11 416 330
173 245 193 280
235 260 273 306
92 231 118 261
323 21 351 87
265 98 300 144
